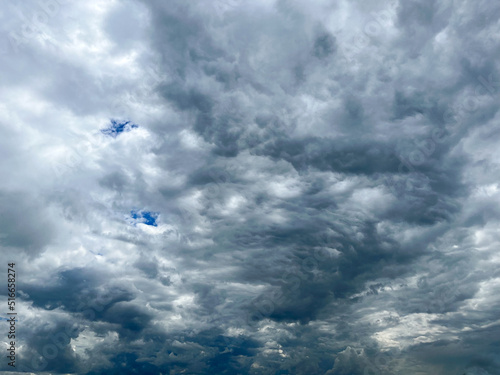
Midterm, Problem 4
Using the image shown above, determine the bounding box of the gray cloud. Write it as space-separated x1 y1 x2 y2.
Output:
0 0 499 373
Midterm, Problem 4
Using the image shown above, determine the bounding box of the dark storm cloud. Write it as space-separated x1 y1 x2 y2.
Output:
18 320 82 373
21 267 135 316
135 0 499 372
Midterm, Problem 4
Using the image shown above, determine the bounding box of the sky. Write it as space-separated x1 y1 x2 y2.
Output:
0 0 499 374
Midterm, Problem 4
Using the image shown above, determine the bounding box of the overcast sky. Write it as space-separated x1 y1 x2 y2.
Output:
1 0 499 374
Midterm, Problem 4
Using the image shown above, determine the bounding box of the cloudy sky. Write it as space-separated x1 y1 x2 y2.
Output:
1 0 500 374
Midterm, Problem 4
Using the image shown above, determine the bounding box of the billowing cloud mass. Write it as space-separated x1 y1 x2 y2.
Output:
1 0 499 374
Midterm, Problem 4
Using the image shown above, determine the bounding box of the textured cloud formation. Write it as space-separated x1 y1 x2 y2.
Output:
1 0 500 374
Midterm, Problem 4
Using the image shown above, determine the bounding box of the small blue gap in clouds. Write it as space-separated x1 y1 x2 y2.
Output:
130 210 158 227
101 119 139 138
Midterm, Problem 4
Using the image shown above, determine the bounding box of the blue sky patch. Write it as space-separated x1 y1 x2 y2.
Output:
130 210 158 226
101 119 138 138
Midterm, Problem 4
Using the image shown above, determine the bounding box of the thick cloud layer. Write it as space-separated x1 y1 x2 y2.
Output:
1 0 499 374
